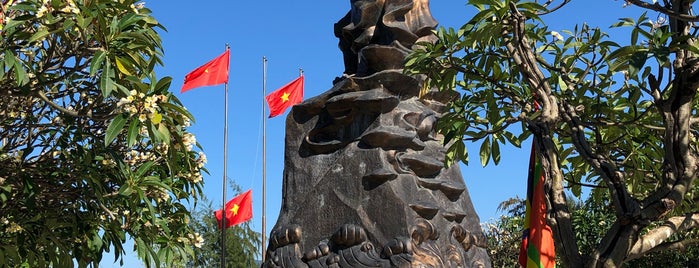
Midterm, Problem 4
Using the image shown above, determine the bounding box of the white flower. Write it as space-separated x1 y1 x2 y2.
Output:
36 5 48 17
550 31 563 41
191 232 204 248
182 133 196 151
196 152 207 168
190 173 203 183
138 113 147 122
6 222 23 233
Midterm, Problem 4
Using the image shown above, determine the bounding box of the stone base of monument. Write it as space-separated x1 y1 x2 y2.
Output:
263 2 492 266
262 69 491 268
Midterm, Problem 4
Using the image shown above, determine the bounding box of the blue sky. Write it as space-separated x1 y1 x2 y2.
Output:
100 1 645 266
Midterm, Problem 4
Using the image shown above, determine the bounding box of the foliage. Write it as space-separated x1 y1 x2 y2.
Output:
406 0 699 266
487 196 699 268
482 197 525 268
154 186 261 268
0 0 205 267
185 192 260 268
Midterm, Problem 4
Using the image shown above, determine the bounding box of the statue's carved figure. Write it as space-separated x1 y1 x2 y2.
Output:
335 0 437 76
263 1 492 267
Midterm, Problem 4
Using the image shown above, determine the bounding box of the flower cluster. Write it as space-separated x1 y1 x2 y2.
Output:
61 0 80 14
196 151 206 168
36 0 80 17
550 31 563 42
130 2 146 13
182 171 203 184
125 149 156 166
649 16 666 30
5 221 24 234
117 90 168 124
177 232 204 249
180 113 191 127
101 157 117 168
155 143 169 155
149 189 170 204
0 96 30 120
182 133 196 151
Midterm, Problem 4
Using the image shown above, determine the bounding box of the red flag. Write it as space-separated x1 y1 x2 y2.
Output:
519 142 556 268
180 49 230 93
265 76 304 118
214 189 253 229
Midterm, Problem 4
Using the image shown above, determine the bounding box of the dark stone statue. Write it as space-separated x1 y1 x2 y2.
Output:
263 1 492 267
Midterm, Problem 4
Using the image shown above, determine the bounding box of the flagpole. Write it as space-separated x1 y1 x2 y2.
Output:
261 56 268 263
221 44 230 268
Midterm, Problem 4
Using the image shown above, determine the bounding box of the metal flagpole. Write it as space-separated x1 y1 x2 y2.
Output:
262 56 268 263
221 44 230 268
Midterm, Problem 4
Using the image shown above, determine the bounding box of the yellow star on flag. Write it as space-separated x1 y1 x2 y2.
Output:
280 92 290 102
229 203 239 215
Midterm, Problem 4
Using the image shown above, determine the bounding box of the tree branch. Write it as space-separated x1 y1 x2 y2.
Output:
35 91 80 117
628 212 699 260
504 3 582 266
627 0 699 22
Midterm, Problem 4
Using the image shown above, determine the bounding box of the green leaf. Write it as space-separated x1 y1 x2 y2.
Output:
105 114 128 146
610 18 635 28
28 27 49 43
100 60 115 97
126 119 140 147
89 233 103 252
118 185 133 196
115 56 134 76
4 50 15 68
157 123 171 145
89 50 107 76
135 161 156 178
480 136 491 167
13 60 27 86
492 138 501 165
160 102 195 122
558 75 568 91
153 76 172 93
503 131 522 147
628 51 648 77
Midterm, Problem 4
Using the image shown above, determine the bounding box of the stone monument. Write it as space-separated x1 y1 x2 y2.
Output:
263 1 492 267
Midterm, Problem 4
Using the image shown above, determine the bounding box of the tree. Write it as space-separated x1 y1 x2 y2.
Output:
152 186 261 268
407 0 699 267
482 197 526 268
0 0 205 267
487 196 699 267
185 189 260 268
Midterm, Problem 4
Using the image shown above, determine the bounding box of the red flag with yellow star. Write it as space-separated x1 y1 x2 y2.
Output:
266 76 304 118
180 49 230 93
214 189 252 229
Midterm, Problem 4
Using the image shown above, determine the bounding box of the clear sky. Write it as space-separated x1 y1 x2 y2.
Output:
99 1 644 266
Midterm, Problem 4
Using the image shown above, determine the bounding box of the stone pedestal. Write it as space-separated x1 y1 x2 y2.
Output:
263 2 492 267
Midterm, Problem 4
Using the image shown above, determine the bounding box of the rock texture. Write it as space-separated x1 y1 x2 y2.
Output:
263 1 492 267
